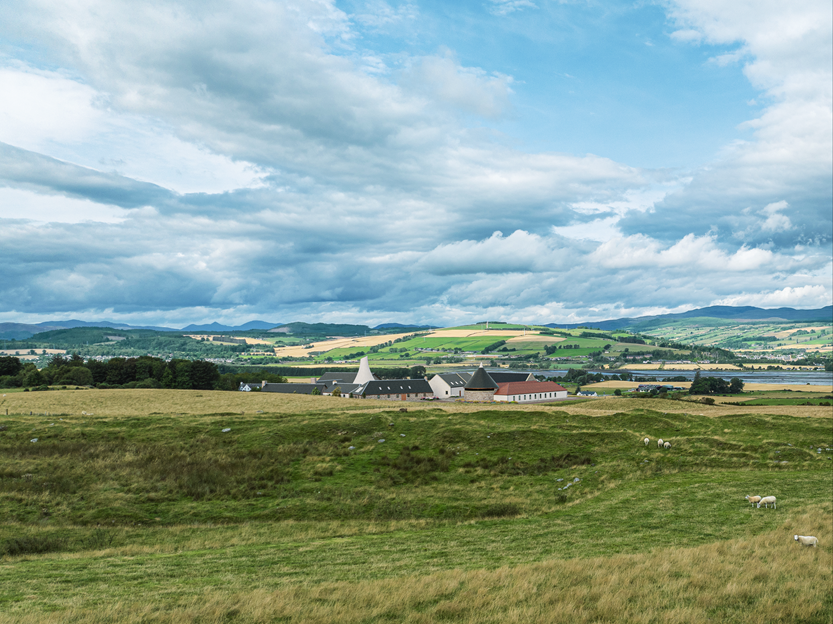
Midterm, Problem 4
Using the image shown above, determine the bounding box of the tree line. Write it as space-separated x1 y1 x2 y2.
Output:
0 355 286 391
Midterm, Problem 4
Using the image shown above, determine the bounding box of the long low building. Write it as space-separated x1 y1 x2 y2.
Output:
354 379 433 401
494 380 568 402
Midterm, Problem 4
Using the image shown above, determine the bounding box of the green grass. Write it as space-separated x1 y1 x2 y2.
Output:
0 393 831 621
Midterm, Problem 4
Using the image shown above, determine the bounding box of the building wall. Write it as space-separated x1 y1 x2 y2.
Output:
463 389 496 402
361 393 432 401
429 376 464 397
494 390 568 402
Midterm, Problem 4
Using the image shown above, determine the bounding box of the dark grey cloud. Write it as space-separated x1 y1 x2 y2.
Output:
0 0 829 325
0 143 174 209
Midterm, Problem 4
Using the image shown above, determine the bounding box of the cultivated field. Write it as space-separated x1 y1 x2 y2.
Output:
271 332 417 358
1 389 831 623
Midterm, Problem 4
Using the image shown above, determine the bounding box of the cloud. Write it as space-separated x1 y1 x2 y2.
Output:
712 285 832 308
400 49 515 119
620 0 832 248
487 0 537 17
0 0 829 326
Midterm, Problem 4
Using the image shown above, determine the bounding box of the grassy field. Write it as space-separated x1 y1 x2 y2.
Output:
0 389 831 623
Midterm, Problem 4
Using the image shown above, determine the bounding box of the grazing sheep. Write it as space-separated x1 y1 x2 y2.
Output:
757 496 777 509
794 535 818 547
644 437 650 446
745 495 762 506
657 438 664 448
663 441 671 449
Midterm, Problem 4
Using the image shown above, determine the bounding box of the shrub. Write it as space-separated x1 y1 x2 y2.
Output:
480 503 520 518
2 535 66 557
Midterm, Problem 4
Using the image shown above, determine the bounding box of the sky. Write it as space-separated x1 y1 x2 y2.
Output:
0 0 831 329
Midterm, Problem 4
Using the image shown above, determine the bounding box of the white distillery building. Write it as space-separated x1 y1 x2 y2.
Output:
493 380 568 402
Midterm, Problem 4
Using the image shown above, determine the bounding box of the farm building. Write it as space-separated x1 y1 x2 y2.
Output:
429 372 469 398
238 381 262 391
354 379 433 401
317 356 378 385
494 380 568 402
464 364 499 401
262 383 329 394
489 371 535 383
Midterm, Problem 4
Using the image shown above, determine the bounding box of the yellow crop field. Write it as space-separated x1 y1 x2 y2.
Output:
272 332 416 358
426 329 541 338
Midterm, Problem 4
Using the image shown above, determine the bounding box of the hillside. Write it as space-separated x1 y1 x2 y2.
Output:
549 305 832 331
0 390 830 623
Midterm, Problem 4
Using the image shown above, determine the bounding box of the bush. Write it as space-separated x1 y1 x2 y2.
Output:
479 503 521 518
2 535 66 557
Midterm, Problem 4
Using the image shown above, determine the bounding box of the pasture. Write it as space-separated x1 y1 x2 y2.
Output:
0 389 831 623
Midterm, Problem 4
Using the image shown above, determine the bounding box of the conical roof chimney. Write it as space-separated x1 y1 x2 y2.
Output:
465 363 498 390
354 356 375 385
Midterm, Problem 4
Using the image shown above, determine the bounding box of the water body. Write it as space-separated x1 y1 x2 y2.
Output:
523 369 833 387
472 367 832 387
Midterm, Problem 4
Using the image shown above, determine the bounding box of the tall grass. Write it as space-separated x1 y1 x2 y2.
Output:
1 507 829 623
0 390 830 622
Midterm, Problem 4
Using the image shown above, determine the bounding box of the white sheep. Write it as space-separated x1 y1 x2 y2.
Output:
757 496 777 509
794 535 818 547
657 438 664 448
644 437 650 446
745 495 761 506
663 441 671 450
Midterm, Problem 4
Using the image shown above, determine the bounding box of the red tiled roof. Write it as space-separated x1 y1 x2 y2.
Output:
494 381 567 396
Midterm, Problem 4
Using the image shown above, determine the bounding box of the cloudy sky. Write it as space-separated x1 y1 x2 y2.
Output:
1 0 830 328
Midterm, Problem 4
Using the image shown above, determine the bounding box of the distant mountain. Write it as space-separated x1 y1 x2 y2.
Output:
0 319 177 340
373 323 438 330
546 305 833 331
1 318 280 340
180 320 279 332
36 319 178 331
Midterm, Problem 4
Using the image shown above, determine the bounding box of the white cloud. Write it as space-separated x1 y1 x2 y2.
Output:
591 233 776 271
487 0 537 17
0 187 132 223
401 49 515 119
712 285 831 308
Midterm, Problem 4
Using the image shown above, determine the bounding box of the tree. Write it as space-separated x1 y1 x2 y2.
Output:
331 386 342 397
728 377 744 394
614 388 622 396
23 368 46 387
58 366 93 386
189 360 219 390
409 365 426 379
311 387 321 395
0 356 22 377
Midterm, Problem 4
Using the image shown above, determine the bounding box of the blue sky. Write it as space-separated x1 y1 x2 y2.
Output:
0 0 830 328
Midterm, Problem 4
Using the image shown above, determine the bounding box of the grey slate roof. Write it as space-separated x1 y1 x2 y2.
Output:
489 371 534 383
434 372 469 387
358 379 433 395
318 372 357 384
465 367 498 390
262 383 328 394
327 383 363 395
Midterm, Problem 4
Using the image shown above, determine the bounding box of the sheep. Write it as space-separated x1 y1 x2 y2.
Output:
663 441 671 450
794 535 818 547
745 495 761 506
644 437 650 446
657 438 664 448
757 496 777 509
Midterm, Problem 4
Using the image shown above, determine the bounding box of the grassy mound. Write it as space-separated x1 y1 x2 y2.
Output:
0 390 830 622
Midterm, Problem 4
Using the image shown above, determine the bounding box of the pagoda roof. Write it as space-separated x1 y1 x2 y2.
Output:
464 365 498 390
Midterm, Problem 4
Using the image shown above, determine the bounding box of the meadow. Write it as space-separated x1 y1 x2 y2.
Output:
0 389 831 623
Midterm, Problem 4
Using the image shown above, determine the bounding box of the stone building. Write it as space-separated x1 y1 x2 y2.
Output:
463 364 499 401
